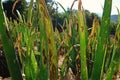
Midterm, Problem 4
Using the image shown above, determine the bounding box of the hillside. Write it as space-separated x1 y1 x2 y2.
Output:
111 15 118 22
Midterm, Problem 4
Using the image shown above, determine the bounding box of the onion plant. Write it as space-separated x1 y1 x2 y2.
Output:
0 0 120 80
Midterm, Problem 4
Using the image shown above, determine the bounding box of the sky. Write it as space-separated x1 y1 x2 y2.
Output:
54 0 120 15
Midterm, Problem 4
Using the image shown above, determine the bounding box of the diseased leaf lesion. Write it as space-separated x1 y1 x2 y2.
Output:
42 49 47 65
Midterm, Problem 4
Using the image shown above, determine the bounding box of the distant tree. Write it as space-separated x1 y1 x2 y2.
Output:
45 0 53 4
84 10 100 28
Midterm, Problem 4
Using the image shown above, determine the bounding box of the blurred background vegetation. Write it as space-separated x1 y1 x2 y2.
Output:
1 0 95 30
2 0 118 33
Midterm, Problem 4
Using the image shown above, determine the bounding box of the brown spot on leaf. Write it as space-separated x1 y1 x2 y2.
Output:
50 65 57 80
42 49 47 65
48 38 51 44
81 26 84 32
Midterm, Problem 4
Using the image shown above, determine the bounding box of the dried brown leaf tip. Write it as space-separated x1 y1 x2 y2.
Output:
78 0 82 10
12 0 20 19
